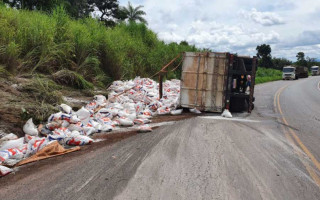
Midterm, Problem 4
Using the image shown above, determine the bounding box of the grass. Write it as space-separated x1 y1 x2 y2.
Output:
20 103 59 124
52 69 94 89
0 5 199 86
20 76 63 104
0 65 11 77
255 67 282 84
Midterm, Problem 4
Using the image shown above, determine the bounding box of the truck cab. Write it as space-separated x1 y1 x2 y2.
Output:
311 66 319 76
282 66 297 80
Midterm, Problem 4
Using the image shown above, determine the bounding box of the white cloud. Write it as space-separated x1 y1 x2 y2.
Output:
119 0 320 60
241 8 285 26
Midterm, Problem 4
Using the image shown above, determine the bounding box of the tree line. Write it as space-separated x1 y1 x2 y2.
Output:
256 44 319 70
2 0 146 27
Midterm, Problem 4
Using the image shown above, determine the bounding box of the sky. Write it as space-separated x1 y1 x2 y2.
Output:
119 0 320 61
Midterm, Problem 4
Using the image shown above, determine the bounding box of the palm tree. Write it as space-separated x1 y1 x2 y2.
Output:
121 1 147 24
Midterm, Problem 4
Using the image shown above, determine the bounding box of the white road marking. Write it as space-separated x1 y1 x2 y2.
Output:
198 116 260 123
318 81 320 92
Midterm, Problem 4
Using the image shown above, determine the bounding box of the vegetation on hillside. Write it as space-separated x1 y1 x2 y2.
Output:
255 67 282 84
0 5 198 88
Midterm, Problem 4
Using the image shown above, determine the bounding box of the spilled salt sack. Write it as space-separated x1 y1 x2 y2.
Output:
52 127 71 136
83 126 96 136
94 95 107 104
23 118 39 136
0 144 26 165
100 124 113 132
134 118 151 125
64 135 93 146
221 109 232 118
70 115 81 124
25 138 48 157
108 108 119 117
118 110 129 118
112 120 120 127
157 107 171 115
137 125 152 133
68 122 84 132
0 133 18 141
148 101 161 112
59 104 72 114
97 117 113 126
68 130 81 137
137 114 152 119
127 113 137 121
0 138 24 151
61 120 70 128
170 109 183 115
46 120 63 131
89 120 101 130
86 101 98 111
189 108 201 114
0 165 13 177
48 112 63 123
119 117 134 126
135 102 144 114
98 108 113 119
48 134 66 143
76 107 91 125
24 134 36 143
3 158 21 167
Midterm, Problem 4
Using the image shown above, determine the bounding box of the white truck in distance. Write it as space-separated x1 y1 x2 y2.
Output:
311 66 319 76
282 66 297 80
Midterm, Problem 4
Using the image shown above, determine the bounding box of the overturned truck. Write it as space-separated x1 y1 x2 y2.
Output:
180 52 257 113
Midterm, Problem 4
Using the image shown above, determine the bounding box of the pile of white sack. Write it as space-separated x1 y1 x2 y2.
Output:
0 77 182 176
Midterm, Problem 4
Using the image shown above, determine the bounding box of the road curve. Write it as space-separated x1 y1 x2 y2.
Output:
1 76 320 200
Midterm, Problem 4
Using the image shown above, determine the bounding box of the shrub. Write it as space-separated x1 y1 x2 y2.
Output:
0 5 200 86
52 69 94 89
255 67 282 84
20 76 63 105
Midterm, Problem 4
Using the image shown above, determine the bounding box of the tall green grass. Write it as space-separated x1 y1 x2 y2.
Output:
255 67 282 84
0 5 198 86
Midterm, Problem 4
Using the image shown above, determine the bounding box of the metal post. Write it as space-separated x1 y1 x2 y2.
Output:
159 74 163 99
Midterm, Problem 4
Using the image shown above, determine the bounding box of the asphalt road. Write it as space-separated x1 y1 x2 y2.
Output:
1 76 320 200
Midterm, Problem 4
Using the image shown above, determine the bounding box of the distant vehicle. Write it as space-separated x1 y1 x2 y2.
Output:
282 66 308 80
311 66 320 76
282 66 297 80
296 66 309 78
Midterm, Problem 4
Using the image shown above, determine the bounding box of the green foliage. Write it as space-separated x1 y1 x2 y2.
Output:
3 0 65 11
256 44 273 68
0 65 11 77
255 67 282 84
272 57 292 70
21 76 63 104
0 6 199 88
21 103 59 124
120 1 147 24
53 69 94 89
305 57 320 70
295 52 308 67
